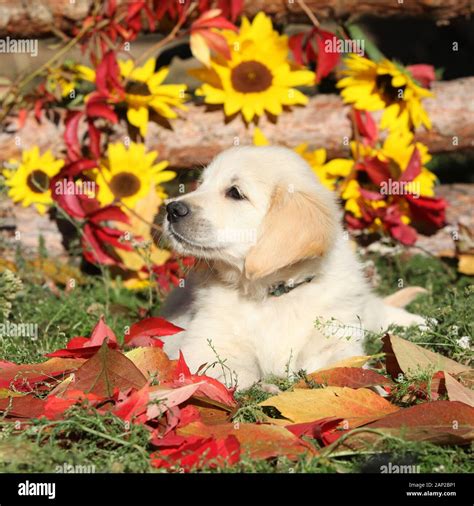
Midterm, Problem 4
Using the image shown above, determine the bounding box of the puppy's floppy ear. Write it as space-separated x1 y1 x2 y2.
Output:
244 185 335 280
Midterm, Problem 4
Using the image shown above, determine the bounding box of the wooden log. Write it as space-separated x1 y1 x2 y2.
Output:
0 0 472 38
1 77 472 169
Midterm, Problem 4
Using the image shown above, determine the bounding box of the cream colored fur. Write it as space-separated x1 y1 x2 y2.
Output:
161 146 426 389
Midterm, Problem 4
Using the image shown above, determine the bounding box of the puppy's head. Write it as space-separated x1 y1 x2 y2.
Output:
164 146 339 279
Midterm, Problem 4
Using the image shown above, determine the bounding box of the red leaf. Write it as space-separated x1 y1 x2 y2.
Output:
86 101 118 123
286 417 343 442
168 351 236 407
18 108 28 128
315 30 341 81
82 224 119 265
171 375 237 408
406 194 447 229
359 187 384 201
43 390 102 420
124 317 184 348
113 383 151 423
93 226 132 250
363 157 391 186
399 147 421 183
0 358 84 391
353 109 378 145
87 121 101 159
0 395 46 418
172 351 191 380
89 316 118 346
62 159 98 178
217 0 244 22
196 29 232 60
150 435 240 471
95 51 123 97
46 316 118 359
365 400 474 445
289 32 306 65
88 205 130 225
407 64 436 88
191 10 237 31
178 421 314 460
390 223 418 245
126 1 144 20
178 405 202 427
64 111 84 161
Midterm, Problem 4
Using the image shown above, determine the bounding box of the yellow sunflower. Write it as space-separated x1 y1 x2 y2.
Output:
378 129 436 197
118 58 188 136
95 142 176 209
114 186 171 277
349 129 436 197
337 54 433 131
2 147 64 214
191 12 315 122
46 64 96 98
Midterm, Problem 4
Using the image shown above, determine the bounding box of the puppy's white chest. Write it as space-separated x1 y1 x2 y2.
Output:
221 291 316 375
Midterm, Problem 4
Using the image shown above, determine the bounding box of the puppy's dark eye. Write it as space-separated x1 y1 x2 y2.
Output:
226 186 245 200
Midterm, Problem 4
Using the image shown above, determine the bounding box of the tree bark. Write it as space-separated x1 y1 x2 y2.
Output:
0 77 473 169
0 0 472 37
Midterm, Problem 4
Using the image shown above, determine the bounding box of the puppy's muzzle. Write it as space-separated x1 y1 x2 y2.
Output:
166 201 190 223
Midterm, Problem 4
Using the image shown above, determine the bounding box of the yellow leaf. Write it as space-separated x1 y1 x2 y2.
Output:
0 389 24 399
458 254 474 275
315 355 374 372
190 33 211 67
260 386 399 429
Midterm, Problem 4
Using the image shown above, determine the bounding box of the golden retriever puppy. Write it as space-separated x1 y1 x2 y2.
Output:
161 146 425 389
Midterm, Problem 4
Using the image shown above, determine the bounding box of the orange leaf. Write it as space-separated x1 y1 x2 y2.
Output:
366 400 474 445
177 421 315 460
0 357 85 390
125 347 177 381
296 367 393 389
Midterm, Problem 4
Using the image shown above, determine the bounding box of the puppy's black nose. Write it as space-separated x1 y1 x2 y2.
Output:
166 201 190 223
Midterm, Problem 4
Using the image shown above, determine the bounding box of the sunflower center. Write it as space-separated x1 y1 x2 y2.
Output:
231 61 273 93
376 74 406 104
26 170 50 193
125 80 151 96
109 172 141 199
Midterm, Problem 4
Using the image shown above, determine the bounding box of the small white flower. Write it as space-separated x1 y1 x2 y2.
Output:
450 325 459 335
456 336 471 350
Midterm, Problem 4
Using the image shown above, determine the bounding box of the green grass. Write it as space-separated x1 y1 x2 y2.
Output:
0 252 472 473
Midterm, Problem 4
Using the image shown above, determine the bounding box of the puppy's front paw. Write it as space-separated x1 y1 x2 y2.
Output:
259 382 282 395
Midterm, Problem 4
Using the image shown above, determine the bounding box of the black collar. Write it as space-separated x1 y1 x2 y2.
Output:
268 276 315 297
